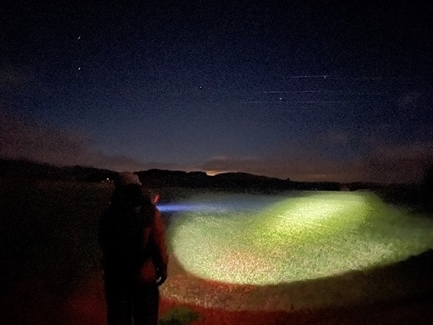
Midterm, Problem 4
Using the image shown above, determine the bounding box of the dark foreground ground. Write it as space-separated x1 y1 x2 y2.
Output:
3 268 433 325
1 180 433 324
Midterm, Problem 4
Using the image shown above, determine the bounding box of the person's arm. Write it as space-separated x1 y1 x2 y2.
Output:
151 209 168 285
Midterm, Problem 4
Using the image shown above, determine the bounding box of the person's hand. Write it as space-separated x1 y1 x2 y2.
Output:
156 269 167 286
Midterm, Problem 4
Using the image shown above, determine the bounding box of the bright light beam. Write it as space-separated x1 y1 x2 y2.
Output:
168 192 433 285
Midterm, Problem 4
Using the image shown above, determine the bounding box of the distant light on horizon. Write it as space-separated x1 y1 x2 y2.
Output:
205 170 231 176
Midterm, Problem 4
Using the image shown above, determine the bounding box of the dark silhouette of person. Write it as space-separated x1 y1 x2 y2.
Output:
98 172 168 325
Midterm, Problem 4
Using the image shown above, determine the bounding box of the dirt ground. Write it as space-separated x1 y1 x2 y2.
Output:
59 274 433 325
161 295 433 325
2 255 433 325
49 270 433 325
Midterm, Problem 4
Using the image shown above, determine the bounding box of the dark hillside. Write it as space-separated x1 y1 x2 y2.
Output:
0 159 117 183
2 159 431 213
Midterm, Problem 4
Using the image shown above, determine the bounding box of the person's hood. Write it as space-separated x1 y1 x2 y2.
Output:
117 172 142 186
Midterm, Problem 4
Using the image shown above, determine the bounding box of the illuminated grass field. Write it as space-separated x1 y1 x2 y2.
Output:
159 191 433 310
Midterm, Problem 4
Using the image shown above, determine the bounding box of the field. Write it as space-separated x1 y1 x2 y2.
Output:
1 180 433 324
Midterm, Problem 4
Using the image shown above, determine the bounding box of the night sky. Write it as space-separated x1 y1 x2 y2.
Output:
1 1 432 183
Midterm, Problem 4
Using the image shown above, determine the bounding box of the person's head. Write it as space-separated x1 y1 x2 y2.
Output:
116 172 142 188
112 172 154 206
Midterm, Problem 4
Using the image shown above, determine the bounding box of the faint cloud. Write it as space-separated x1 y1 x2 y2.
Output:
0 108 183 172
1 108 93 166
362 142 433 184
353 125 433 184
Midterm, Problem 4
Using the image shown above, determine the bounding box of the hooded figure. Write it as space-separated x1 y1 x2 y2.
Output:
98 172 168 325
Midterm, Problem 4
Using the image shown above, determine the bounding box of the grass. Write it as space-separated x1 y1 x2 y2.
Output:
159 306 201 325
162 191 433 310
168 192 433 284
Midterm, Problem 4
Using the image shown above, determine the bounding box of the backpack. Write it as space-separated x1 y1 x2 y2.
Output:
98 186 155 273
